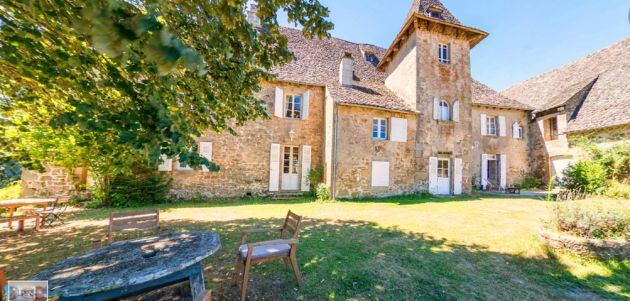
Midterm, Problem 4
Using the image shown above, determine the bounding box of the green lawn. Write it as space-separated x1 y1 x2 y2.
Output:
1 195 628 300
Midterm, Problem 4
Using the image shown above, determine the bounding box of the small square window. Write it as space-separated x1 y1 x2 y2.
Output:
438 44 450 64
372 118 387 140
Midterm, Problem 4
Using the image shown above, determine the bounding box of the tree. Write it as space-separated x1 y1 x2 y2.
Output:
0 0 333 198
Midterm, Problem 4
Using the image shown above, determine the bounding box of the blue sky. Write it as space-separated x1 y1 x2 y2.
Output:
279 0 630 91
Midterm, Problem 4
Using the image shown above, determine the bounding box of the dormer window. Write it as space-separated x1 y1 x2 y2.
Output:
364 52 379 66
427 7 444 19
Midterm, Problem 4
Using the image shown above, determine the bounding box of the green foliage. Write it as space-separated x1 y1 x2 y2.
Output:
562 161 607 194
94 166 172 208
546 176 555 201
574 138 630 183
314 183 329 201
549 203 629 239
0 0 332 193
0 181 21 200
0 159 20 188
604 181 630 199
307 166 324 193
515 173 543 189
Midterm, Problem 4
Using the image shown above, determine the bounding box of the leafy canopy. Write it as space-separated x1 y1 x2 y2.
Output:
0 0 333 177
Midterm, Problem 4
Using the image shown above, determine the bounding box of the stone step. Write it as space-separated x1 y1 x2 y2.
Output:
270 192 306 200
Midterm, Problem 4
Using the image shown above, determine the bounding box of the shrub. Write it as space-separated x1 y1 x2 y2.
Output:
605 181 630 199
93 166 172 208
307 166 324 193
549 203 629 239
516 173 543 189
315 183 329 201
562 160 607 194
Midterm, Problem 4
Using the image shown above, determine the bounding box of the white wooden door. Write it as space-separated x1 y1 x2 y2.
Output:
281 146 300 190
437 158 450 194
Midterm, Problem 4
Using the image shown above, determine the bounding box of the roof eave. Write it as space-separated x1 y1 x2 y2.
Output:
377 14 488 71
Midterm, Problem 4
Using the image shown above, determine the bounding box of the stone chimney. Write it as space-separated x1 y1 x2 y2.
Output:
339 52 353 87
247 2 261 27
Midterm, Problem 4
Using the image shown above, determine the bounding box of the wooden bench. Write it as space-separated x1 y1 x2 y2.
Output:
107 209 163 245
0 214 40 231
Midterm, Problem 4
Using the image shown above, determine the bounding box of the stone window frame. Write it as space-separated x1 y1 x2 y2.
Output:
284 94 302 119
372 118 388 140
486 116 498 136
438 43 450 64
438 100 450 121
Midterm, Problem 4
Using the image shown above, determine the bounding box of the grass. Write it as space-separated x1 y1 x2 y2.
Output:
1 194 628 300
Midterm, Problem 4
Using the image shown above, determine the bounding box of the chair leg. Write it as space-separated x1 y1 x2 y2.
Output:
234 255 242 286
282 257 290 270
290 253 303 285
241 262 251 301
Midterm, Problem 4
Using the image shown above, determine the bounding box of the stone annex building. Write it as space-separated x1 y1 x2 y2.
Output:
21 0 630 199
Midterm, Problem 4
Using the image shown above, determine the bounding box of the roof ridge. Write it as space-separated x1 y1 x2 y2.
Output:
280 26 386 51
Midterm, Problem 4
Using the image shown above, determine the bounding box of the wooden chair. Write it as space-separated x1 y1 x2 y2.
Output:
104 209 164 245
0 266 7 301
234 210 303 301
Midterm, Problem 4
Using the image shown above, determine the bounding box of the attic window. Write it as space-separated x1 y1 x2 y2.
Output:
427 7 444 19
364 52 379 65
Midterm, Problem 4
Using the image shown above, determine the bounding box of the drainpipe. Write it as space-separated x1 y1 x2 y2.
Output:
331 104 339 200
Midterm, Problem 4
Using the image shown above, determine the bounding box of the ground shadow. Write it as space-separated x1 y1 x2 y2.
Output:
2 215 627 300
337 192 544 206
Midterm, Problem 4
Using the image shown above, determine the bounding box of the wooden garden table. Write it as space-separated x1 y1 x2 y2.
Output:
0 198 56 229
32 231 221 301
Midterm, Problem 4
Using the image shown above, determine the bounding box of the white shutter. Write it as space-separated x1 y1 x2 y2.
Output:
269 143 280 191
433 98 440 120
498 116 506 136
452 100 460 122
453 158 463 195
389 117 408 142
428 157 438 194
199 141 213 172
274 87 284 118
371 161 390 187
300 145 312 192
481 154 488 189
157 155 172 171
480 114 487 136
512 122 519 138
302 90 310 120
500 154 507 189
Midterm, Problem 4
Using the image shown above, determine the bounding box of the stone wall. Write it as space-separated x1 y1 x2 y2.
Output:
21 166 87 198
538 227 629 260
167 82 326 199
471 106 530 187
333 105 418 198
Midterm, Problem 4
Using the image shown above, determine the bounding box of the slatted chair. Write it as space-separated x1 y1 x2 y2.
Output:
32 197 70 228
106 209 165 245
235 210 303 301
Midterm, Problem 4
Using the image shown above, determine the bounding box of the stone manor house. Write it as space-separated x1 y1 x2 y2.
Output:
22 0 630 199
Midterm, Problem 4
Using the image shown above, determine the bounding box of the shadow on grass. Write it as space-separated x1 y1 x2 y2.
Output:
1 217 627 300
337 192 543 205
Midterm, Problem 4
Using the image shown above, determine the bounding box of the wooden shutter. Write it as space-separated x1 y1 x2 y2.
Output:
428 157 438 194
481 154 488 189
453 158 463 195
500 154 507 189
498 116 506 136
452 100 460 122
269 143 280 191
199 141 213 172
157 155 172 171
389 117 408 142
300 145 312 191
302 90 310 120
371 161 390 187
274 87 284 118
433 98 440 120
480 113 487 136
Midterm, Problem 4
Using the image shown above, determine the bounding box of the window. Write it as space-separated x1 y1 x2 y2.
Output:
284 95 302 119
438 43 450 64
437 159 449 178
486 116 497 136
545 117 558 140
428 11 442 19
439 100 450 120
518 127 523 139
364 53 379 65
283 146 300 174
372 118 387 140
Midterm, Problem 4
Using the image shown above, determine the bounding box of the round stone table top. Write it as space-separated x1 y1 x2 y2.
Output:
32 231 221 298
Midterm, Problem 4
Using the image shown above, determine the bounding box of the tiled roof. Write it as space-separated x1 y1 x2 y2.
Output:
503 38 630 131
272 27 521 113
566 67 630 133
405 0 461 25
272 27 417 113
472 80 532 110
